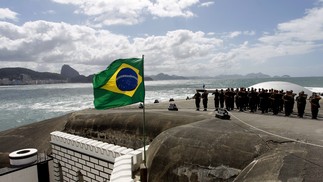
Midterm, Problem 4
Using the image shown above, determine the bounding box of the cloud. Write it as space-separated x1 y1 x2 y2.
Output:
221 31 256 39
0 20 223 75
51 0 199 26
243 31 256 36
238 6 323 61
42 10 56 15
0 8 19 21
148 0 199 18
0 20 136 73
1 2 322 76
192 5 323 75
52 0 151 26
132 29 223 75
199 1 215 7
228 31 241 38
260 7 323 44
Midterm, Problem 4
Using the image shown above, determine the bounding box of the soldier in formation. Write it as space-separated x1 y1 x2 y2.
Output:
202 90 208 111
193 90 201 111
219 89 225 109
207 87 320 119
296 91 307 118
309 92 321 119
283 91 294 116
212 89 220 111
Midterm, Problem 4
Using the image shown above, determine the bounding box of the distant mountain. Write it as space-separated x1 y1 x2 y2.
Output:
145 76 153 81
0 66 93 84
0 67 66 80
245 72 271 78
70 74 93 83
0 66 152 85
214 72 271 79
0 66 291 85
61 64 80 79
149 73 187 80
60 64 93 83
214 74 243 79
147 72 274 80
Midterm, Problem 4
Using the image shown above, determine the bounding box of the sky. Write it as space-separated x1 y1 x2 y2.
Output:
0 0 323 77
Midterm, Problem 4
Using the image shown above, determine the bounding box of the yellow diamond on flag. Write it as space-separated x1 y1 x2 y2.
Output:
100 63 142 97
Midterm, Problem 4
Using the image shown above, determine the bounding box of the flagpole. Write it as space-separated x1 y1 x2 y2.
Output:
140 55 148 182
142 55 147 164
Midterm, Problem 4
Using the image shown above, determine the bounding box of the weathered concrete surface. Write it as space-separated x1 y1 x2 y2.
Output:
146 118 270 181
147 110 323 181
0 100 202 167
63 108 209 149
0 114 70 168
0 98 322 181
230 111 323 181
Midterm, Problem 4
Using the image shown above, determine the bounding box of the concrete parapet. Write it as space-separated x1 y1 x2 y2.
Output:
51 131 134 163
110 146 149 182
51 131 140 182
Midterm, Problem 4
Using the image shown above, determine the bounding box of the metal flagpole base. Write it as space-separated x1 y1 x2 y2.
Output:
140 160 147 182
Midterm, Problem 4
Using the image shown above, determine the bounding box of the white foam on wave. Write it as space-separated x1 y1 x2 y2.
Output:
0 83 92 91
305 87 323 94
0 102 28 110
145 89 194 103
28 97 93 112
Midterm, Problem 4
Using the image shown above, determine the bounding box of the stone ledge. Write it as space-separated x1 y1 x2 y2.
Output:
51 131 134 163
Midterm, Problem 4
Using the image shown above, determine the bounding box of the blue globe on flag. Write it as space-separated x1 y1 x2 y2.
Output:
116 68 138 91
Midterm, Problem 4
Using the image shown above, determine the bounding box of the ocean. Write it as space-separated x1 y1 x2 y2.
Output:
1 77 323 132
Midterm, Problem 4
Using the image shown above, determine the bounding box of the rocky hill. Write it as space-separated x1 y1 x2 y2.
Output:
214 72 272 79
0 66 93 84
61 64 80 79
0 67 66 81
0 66 288 85
0 65 153 85
148 73 187 80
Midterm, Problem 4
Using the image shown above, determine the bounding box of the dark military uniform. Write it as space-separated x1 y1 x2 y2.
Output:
310 93 321 119
228 88 236 111
248 88 258 113
283 91 294 116
212 89 220 110
219 89 225 109
258 89 269 114
271 90 281 115
296 91 307 118
235 88 240 109
194 91 201 111
202 91 208 111
224 88 231 110
237 88 247 111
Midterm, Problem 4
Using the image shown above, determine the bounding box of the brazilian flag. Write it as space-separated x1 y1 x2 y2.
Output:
93 58 145 109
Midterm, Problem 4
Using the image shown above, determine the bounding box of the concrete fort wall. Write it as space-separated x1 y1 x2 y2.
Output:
50 131 146 182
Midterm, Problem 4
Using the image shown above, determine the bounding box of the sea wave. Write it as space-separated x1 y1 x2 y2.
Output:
305 87 323 94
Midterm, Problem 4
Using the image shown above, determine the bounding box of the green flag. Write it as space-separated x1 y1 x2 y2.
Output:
93 58 145 109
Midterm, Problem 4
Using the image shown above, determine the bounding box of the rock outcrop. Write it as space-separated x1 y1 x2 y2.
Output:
60 64 80 79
